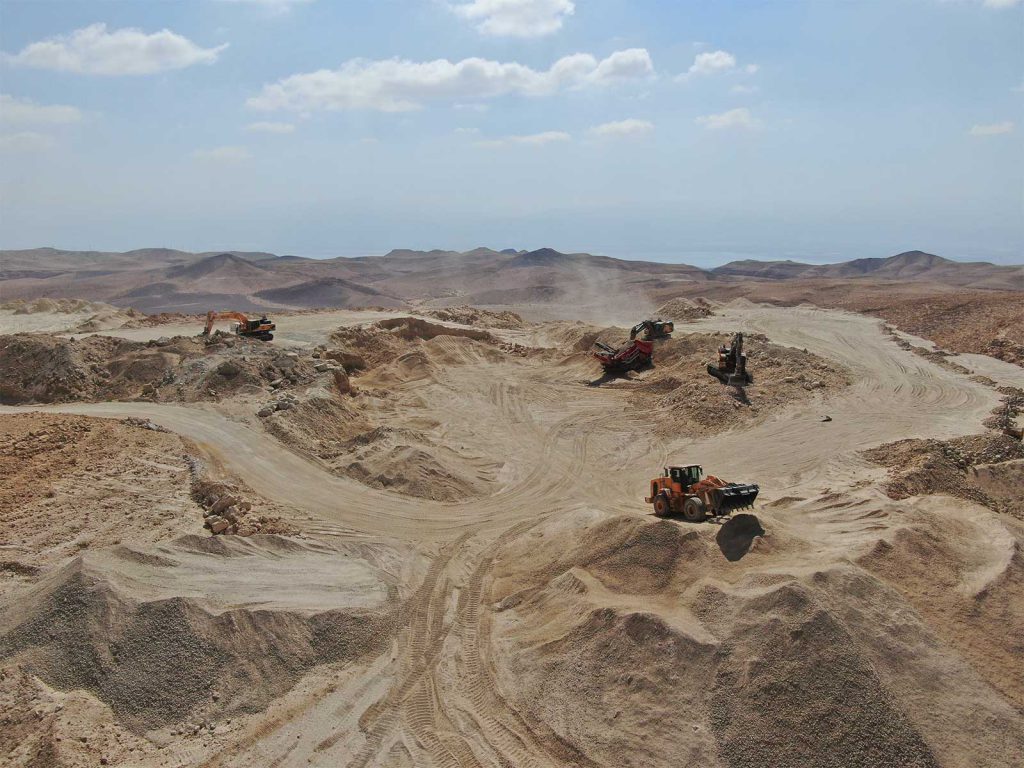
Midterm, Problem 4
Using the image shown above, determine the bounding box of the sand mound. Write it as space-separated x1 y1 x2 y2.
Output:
328 323 412 369
707 573 940 768
0 334 176 404
375 316 496 343
0 535 400 733
0 333 321 405
0 298 143 335
343 440 484 501
654 297 715 321
864 433 1024 517
550 325 850 436
4 298 110 315
488 506 1023 768
576 518 710 593
267 396 496 500
0 413 205 598
421 305 525 329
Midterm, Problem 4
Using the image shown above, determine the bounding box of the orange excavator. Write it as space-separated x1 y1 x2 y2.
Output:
646 464 759 522
201 311 275 341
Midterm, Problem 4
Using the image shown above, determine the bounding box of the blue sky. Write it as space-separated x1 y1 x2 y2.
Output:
0 0 1020 265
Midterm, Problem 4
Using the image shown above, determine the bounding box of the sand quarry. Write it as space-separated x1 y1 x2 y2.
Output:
2 299 1024 768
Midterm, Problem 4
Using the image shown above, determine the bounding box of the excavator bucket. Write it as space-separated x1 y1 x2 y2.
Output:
711 483 759 514
707 364 752 386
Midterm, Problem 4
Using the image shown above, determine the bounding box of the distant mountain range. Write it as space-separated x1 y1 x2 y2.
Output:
1 246 1020 314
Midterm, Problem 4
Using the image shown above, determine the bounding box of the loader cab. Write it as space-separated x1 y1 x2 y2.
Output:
666 464 702 489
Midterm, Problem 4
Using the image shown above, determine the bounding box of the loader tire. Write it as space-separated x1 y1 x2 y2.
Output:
653 494 671 518
683 497 706 522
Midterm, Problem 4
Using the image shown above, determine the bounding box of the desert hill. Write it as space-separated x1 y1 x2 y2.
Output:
714 250 1022 289
1 246 1021 316
254 277 404 309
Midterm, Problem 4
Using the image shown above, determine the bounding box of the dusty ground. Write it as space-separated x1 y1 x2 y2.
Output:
1 301 1024 767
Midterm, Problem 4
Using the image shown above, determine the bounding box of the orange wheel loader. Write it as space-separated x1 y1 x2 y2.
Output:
645 464 759 522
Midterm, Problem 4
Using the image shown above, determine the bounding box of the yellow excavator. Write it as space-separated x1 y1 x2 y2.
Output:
201 310 275 341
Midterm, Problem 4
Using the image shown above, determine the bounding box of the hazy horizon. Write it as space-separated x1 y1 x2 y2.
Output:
3 242 1021 269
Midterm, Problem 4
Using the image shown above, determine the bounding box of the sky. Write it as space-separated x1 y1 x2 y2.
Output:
0 0 1021 266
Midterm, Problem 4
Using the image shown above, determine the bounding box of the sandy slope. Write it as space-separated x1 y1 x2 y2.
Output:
2 303 1022 767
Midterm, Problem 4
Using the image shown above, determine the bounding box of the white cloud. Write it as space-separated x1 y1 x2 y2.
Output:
192 146 252 162
217 0 314 11
4 23 227 75
0 131 55 152
451 0 575 38
696 107 760 130
969 121 1014 135
588 118 654 138
730 84 758 95
0 94 82 124
678 49 759 82
247 48 653 113
687 50 736 76
475 130 571 148
245 121 295 134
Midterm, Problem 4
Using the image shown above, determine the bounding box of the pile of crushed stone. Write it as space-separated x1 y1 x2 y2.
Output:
420 305 525 329
192 478 295 537
654 297 715 321
0 413 204 598
489 515 951 768
328 316 499 371
863 432 1024 517
0 535 401 734
0 332 321 405
2 298 116 315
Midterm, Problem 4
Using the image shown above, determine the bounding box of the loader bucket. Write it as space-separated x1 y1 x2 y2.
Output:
712 483 759 514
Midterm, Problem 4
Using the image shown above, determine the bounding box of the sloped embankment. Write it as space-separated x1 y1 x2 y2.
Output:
0 535 402 733
488 513 1023 768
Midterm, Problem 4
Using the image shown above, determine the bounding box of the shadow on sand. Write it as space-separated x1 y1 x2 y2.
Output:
716 513 765 561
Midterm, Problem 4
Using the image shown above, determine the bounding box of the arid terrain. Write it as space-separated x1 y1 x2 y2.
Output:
1 248 1023 767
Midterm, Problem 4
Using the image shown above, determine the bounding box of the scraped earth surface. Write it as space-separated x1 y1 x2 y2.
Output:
2 302 1024 767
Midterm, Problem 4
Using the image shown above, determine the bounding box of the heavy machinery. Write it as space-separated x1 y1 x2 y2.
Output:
201 311 275 341
635 319 674 340
707 332 752 386
592 319 674 373
645 464 759 522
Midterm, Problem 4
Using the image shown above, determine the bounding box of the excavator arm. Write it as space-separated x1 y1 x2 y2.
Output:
202 310 251 336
